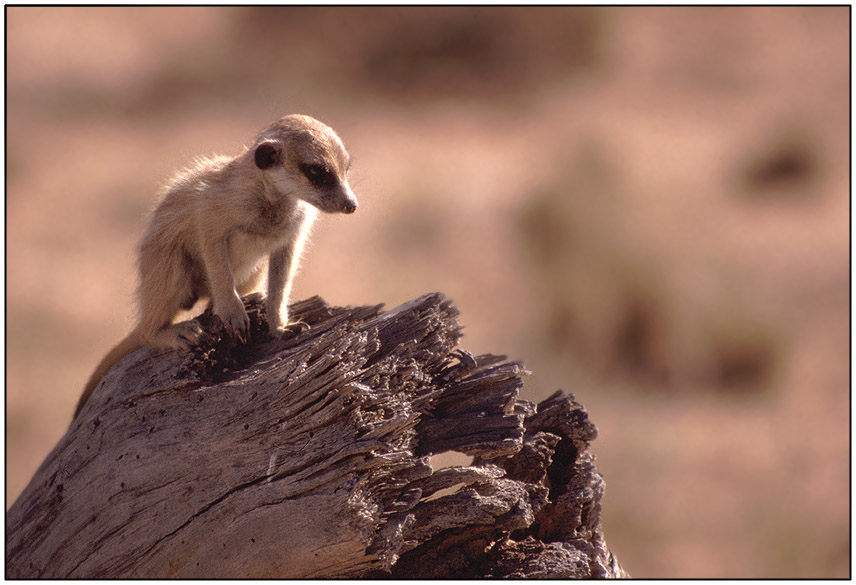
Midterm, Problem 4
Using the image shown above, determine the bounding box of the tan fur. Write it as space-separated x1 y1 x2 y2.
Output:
73 114 358 420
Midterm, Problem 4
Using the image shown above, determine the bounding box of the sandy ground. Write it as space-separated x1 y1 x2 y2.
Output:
5 6 850 577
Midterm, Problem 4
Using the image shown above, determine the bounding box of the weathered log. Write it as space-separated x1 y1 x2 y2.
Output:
6 293 627 578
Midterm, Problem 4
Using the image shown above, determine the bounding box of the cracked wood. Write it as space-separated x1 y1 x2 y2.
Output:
6 293 626 578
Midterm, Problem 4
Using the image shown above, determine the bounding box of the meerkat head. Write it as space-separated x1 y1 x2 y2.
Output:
253 114 358 215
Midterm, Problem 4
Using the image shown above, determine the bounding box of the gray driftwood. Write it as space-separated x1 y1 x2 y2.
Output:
6 293 626 578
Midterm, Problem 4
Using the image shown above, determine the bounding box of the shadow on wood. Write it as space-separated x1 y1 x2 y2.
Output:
6 293 627 578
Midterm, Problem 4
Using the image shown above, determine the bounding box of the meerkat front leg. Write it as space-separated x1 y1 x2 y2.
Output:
266 247 290 333
201 235 251 342
266 245 309 336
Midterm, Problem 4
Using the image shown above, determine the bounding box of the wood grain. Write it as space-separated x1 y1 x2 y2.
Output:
6 293 625 578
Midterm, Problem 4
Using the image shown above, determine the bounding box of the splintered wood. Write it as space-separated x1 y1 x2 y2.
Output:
6 293 626 578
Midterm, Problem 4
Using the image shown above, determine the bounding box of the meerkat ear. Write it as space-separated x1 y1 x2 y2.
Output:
254 140 282 170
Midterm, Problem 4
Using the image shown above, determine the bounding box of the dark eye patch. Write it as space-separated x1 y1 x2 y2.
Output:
300 164 336 189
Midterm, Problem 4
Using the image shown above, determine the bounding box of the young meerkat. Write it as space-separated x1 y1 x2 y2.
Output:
73 114 358 420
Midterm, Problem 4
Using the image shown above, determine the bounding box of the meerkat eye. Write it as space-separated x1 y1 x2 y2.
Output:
300 164 336 189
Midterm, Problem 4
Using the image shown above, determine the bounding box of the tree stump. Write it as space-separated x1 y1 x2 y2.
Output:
6 293 627 578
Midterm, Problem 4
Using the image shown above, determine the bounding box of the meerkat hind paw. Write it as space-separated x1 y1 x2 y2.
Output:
149 321 206 351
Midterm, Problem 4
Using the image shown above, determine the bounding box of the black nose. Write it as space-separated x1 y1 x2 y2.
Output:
343 199 358 214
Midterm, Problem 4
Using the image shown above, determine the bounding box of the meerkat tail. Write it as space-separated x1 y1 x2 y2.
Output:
73 332 143 420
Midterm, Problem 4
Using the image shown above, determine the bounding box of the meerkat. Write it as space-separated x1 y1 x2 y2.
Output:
72 114 358 420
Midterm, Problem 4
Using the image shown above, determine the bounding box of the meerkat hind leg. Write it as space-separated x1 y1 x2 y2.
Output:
138 291 206 351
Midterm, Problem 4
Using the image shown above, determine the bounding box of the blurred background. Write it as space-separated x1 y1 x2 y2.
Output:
5 6 850 578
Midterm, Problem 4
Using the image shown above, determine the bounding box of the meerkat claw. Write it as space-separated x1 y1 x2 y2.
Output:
280 321 310 338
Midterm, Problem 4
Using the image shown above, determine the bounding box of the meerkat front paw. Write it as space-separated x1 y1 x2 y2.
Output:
281 321 310 337
215 295 251 343
267 315 310 338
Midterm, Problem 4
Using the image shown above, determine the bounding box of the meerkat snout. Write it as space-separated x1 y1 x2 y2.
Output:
336 183 358 214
